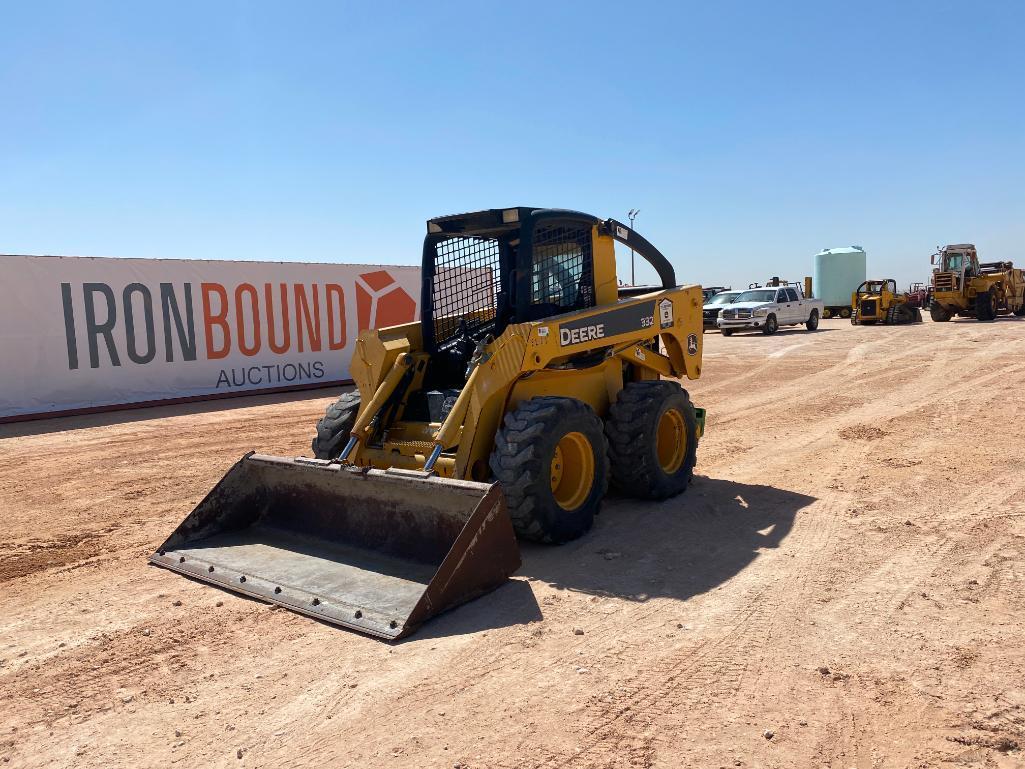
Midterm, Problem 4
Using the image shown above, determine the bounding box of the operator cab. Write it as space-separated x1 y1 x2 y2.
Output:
934 244 979 278
856 280 897 295
410 207 679 416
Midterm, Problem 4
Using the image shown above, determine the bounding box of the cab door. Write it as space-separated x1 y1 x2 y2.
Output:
777 288 795 323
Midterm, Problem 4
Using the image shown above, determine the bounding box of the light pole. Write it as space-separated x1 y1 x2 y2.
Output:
627 209 639 285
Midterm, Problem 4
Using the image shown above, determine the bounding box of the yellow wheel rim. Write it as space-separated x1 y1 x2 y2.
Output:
656 407 687 474
550 432 594 511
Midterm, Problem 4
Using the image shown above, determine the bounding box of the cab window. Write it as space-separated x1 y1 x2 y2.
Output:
785 288 799 302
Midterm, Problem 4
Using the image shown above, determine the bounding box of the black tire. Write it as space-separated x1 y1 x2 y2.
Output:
312 390 361 459
930 303 951 322
606 381 698 500
762 314 778 335
976 290 997 321
806 309 819 331
1013 303 1025 317
490 397 608 544
721 328 734 337
840 307 852 318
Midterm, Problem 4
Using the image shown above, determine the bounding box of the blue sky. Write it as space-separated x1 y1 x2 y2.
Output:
2 1 1023 289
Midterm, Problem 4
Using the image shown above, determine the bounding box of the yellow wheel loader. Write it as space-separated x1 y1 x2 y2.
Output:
152 208 706 639
929 244 1025 322
850 279 922 325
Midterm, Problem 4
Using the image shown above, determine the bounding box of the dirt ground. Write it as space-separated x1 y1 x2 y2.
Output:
3 317 1025 769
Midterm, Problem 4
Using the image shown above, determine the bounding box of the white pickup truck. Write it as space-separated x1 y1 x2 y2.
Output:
717 285 823 336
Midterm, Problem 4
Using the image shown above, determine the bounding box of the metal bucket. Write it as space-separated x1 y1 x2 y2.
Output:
150 453 520 639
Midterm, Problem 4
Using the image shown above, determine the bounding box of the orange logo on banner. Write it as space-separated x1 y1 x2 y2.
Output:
356 270 417 331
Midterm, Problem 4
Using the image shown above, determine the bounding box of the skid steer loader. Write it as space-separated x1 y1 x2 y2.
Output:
152 208 706 639
850 279 922 325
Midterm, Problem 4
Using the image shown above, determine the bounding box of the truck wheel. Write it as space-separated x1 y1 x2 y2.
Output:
1014 304 1025 317
605 381 698 500
840 307 852 318
805 309 819 331
721 328 734 337
976 290 997 321
312 390 362 459
929 303 951 322
762 314 778 335
822 308 832 318
490 397 608 544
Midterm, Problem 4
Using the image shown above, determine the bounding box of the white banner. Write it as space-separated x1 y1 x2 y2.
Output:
0 255 420 420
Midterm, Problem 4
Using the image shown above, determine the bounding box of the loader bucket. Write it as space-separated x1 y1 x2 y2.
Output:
150 453 520 640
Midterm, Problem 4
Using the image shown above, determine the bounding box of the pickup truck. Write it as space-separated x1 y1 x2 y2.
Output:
703 289 742 330
717 285 823 336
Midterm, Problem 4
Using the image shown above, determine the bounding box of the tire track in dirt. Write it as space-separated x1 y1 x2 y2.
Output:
528 438 863 768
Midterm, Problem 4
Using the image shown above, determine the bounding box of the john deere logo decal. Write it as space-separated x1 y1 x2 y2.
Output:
687 333 698 355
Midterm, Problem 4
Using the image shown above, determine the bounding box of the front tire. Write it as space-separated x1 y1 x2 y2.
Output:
762 314 778 335
721 328 734 337
312 391 361 459
976 290 997 321
805 309 819 331
490 397 608 544
605 381 698 500
930 303 951 322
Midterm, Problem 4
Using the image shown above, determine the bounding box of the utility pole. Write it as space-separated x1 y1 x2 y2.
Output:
627 208 639 285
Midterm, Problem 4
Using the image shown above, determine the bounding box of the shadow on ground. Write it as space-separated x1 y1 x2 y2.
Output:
520 475 814 602
421 475 815 639
714 328 836 338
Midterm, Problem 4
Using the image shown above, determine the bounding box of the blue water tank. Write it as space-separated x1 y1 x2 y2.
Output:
814 246 867 308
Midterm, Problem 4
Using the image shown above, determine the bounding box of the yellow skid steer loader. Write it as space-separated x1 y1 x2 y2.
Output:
152 208 706 639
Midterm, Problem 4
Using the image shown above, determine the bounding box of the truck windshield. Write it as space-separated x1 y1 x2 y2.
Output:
736 290 776 303
707 292 739 306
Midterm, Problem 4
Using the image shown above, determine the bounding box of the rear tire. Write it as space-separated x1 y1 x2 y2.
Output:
976 290 997 321
721 328 734 336
606 381 698 500
840 307 852 318
1013 304 1025 317
312 391 361 459
490 397 608 544
930 303 951 322
805 309 819 331
762 314 778 335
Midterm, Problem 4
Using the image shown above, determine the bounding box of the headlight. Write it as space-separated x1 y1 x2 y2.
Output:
753 307 769 315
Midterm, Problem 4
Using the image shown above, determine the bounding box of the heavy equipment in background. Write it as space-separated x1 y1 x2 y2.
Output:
906 282 931 309
152 208 706 639
929 244 1025 322
850 279 923 325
